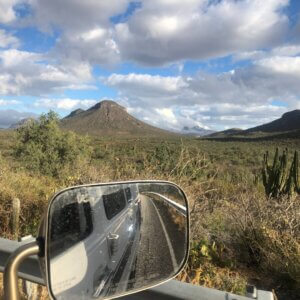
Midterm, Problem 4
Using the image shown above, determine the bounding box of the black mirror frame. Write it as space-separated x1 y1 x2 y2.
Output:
44 180 190 300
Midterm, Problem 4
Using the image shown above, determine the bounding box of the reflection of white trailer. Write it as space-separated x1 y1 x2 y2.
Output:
49 184 140 299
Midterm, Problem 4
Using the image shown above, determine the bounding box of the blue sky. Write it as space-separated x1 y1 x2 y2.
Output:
0 0 300 130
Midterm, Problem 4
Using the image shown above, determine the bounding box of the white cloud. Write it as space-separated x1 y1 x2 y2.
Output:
103 55 300 130
171 103 287 130
233 50 268 62
234 44 300 62
256 56 300 75
271 45 300 56
0 29 19 48
24 0 291 67
0 99 20 105
125 101 287 131
0 0 21 23
155 108 178 125
115 0 289 65
34 98 98 110
0 74 18 94
127 104 207 131
0 49 95 96
29 0 130 33
105 73 188 98
27 0 130 66
53 26 121 66
0 48 38 67
57 84 98 91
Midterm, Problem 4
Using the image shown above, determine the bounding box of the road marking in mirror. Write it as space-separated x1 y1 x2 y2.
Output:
149 199 178 271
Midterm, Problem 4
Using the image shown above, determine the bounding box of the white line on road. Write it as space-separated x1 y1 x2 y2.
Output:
149 199 179 272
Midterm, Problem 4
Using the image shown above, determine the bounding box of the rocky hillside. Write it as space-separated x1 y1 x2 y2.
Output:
245 110 300 133
61 100 176 137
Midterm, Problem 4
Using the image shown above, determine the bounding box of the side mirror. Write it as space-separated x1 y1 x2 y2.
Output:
45 181 189 299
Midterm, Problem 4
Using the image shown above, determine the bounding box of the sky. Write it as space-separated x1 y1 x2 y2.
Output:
0 0 300 131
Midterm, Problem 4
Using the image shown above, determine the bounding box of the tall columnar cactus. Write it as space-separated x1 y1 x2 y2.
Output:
262 148 299 198
285 150 300 197
295 151 300 193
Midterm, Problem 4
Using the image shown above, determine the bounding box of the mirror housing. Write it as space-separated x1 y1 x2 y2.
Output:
40 181 189 300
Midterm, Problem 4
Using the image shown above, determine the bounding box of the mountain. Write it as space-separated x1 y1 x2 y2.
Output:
9 117 36 129
208 128 244 138
205 110 300 140
61 100 176 136
245 110 300 133
64 108 85 119
182 126 216 136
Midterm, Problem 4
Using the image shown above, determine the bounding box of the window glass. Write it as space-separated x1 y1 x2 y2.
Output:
103 188 126 220
50 201 93 257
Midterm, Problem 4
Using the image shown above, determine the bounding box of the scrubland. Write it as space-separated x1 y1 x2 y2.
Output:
0 127 299 299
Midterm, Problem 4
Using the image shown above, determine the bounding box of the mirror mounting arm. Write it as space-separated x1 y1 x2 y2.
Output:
4 241 40 300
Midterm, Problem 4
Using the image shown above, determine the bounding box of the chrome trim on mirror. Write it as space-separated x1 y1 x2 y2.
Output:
4 241 40 300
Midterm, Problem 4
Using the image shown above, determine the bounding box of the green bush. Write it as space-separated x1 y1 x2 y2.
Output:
14 111 91 177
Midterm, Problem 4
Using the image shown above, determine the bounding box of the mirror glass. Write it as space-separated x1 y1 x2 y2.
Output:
46 181 188 300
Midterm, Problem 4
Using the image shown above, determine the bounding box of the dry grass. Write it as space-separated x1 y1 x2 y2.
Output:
0 136 299 299
178 262 247 295
188 184 300 299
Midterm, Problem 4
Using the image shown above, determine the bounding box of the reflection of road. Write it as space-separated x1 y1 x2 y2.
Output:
133 194 179 289
103 194 185 298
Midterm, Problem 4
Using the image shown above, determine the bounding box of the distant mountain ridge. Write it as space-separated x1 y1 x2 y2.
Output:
245 110 300 133
6 104 299 139
9 117 36 129
208 128 243 138
182 126 215 136
61 100 177 136
206 110 300 139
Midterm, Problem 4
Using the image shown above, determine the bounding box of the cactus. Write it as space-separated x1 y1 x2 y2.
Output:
262 148 299 198
294 151 299 193
285 150 300 197
262 148 287 197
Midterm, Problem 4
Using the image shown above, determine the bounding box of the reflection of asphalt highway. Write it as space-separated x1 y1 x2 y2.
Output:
134 194 178 286
103 194 185 298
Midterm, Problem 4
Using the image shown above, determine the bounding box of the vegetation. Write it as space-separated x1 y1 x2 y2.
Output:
13 111 91 177
262 148 300 198
0 130 299 299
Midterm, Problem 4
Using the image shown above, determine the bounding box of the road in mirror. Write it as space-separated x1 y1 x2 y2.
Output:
47 182 188 300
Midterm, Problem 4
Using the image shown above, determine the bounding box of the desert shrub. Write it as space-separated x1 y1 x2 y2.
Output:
262 148 299 198
145 142 210 182
227 192 300 294
188 156 300 299
147 142 179 173
178 240 247 295
0 160 57 237
13 111 91 177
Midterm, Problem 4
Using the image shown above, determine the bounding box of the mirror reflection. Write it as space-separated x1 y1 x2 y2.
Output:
47 182 188 300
